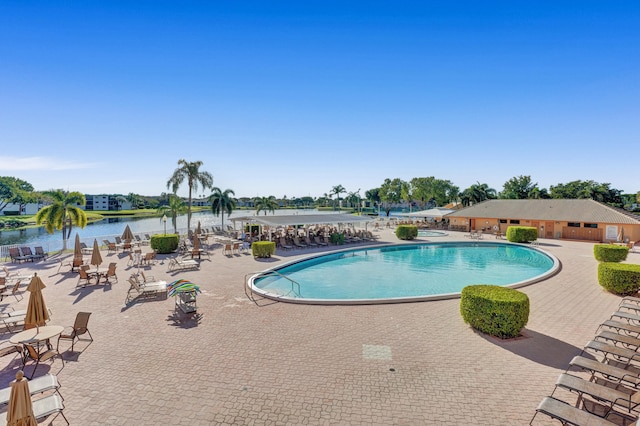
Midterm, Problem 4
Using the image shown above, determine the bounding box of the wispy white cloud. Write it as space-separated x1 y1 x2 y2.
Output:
0 156 100 171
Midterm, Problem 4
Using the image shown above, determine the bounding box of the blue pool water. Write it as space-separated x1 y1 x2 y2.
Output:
251 242 558 304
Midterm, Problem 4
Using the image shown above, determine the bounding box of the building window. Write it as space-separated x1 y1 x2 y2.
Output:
509 219 520 224
583 223 598 228
499 219 507 224
568 222 580 227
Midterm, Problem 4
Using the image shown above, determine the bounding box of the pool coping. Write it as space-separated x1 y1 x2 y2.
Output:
248 241 562 305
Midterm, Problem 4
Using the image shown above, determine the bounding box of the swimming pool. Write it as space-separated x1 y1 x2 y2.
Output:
417 230 448 237
250 242 559 304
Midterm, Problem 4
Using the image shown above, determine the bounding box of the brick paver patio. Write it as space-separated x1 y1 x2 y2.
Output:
1 229 636 425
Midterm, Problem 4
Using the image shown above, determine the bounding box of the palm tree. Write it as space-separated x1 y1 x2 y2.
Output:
156 195 187 234
210 187 236 229
331 185 346 210
35 189 87 250
253 196 278 215
166 159 213 235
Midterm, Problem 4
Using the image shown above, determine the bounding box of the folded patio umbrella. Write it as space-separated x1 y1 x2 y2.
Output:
167 279 201 297
122 224 135 243
6 371 37 426
25 273 49 329
73 233 82 260
90 239 102 270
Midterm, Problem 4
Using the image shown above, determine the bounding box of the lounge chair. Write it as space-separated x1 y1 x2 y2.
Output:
554 373 640 416
80 242 93 255
0 280 23 302
167 256 199 272
57 311 93 351
0 374 61 408
8 247 30 263
531 396 618 426
279 238 293 251
568 355 640 388
305 237 318 247
126 278 167 303
314 236 328 247
293 237 307 249
0 393 68 425
0 341 22 365
23 342 64 379
34 246 48 260
19 247 36 262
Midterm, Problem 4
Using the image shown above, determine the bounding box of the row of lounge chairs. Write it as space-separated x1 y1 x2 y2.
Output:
0 374 67 425
8 246 47 263
531 296 640 425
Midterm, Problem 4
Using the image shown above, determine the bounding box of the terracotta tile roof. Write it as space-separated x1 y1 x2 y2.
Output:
446 199 640 224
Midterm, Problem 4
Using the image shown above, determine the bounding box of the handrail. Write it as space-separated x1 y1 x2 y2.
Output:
244 270 301 301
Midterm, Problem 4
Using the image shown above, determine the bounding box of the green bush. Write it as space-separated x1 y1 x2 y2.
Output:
330 233 345 245
150 234 179 254
396 225 418 240
598 262 640 295
460 285 530 339
594 244 629 262
252 241 275 258
505 226 538 243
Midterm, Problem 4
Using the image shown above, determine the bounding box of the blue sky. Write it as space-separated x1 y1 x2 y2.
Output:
1 1 638 200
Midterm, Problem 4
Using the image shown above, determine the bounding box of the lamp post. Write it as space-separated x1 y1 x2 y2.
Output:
162 214 167 235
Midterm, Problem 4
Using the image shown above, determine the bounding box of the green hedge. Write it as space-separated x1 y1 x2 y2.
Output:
594 244 629 262
396 225 418 240
150 234 179 254
505 226 538 243
460 285 530 339
252 241 275 258
598 262 640 295
330 233 345 245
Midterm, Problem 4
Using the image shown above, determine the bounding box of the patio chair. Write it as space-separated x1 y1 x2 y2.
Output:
8 247 30 263
103 262 118 283
104 240 118 254
314 236 328 247
0 280 23 302
293 237 307 249
0 341 23 365
34 246 48 259
57 311 93 352
77 268 93 288
222 243 233 255
305 237 318 247
57 256 85 273
141 251 157 265
24 342 64 379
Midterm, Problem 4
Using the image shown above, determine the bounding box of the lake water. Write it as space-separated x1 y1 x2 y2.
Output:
0 209 359 252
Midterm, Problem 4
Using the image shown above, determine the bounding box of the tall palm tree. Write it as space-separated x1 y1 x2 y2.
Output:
210 187 236 229
166 159 213 235
331 185 346 210
253 196 278 215
156 195 187 234
35 189 87 250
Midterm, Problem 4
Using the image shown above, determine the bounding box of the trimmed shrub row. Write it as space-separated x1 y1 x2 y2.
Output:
594 244 629 262
252 241 275 258
150 234 179 254
598 262 640 295
460 284 530 339
395 225 418 240
505 226 538 243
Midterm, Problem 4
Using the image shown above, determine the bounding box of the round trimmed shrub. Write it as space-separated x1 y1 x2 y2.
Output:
150 234 179 254
460 284 530 339
396 225 418 240
252 241 276 258
598 262 640 295
505 226 538 243
594 244 629 262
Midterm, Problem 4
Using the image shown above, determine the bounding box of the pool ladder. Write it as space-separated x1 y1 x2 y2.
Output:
244 270 302 301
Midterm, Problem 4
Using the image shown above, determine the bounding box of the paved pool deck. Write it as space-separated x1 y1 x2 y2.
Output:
1 228 637 425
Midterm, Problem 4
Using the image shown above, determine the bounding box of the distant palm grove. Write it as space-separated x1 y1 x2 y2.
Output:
1 169 639 231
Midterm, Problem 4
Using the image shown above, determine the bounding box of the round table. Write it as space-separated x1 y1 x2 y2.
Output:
10 325 64 345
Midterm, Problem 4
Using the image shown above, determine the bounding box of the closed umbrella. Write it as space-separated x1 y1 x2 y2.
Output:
90 239 102 270
6 371 36 426
122 225 135 243
73 233 82 261
25 273 49 330
618 227 625 243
